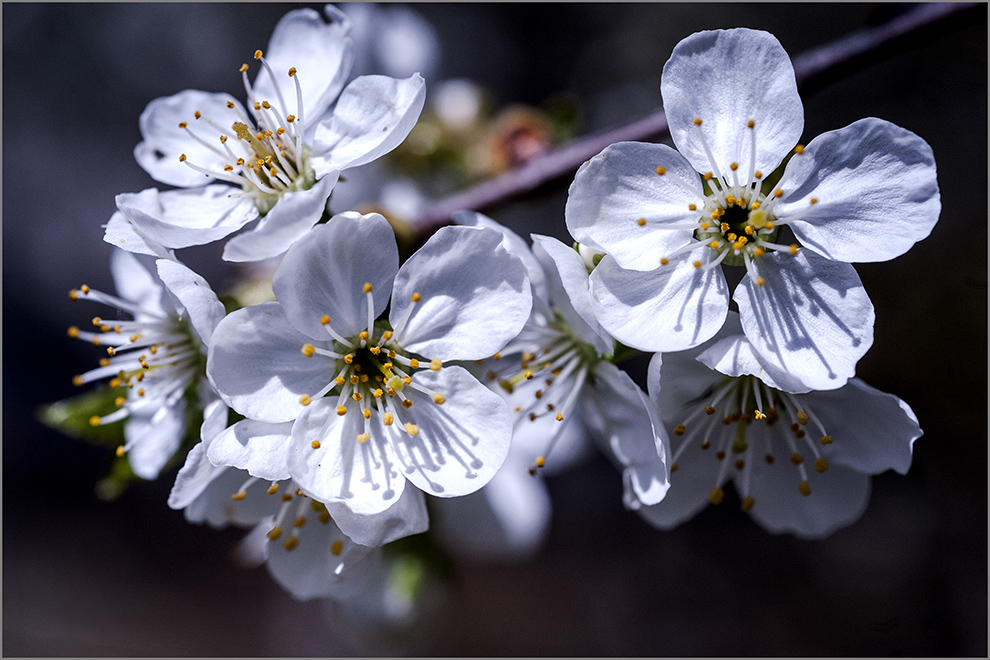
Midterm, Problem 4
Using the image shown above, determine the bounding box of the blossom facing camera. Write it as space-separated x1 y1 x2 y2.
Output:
118 5 426 263
641 313 921 539
566 27 940 391
67 250 226 479
207 212 533 515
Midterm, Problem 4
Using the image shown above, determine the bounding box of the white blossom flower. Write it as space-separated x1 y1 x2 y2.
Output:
115 5 426 263
167 401 421 600
566 27 940 390
68 250 225 478
640 312 921 539
206 211 533 516
454 212 670 512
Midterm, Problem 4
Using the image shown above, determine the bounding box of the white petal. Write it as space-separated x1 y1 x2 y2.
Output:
311 74 426 174
254 7 354 123
565 141 701 270
103 210 171 258
125 401 184 479
743 460 871 539
271 211 398 339
182 468 279 528
266 530 380 602
168 441 225 510
696 333 810 394
801 378 921 476
661 28 803 177
116 186 258 250
390 225 532 361
221 173 338 263
156 259 226 346
288 398 406 514
134 90 248 188
531 234 612 354
776 118 941 263
109 248 165 318
326 486 429 547
585 362 670 508
735 250 874 391
207 302 335 423
430 451 552 562
590 253 729 352
207 420 294 482
453 210 548 305
637 431 727 531
391 366 512 498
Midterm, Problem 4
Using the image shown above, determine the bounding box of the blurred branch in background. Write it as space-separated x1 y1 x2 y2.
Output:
412 2 978 234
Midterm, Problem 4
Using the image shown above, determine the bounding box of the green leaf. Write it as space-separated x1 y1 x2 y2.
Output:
37 386 128 447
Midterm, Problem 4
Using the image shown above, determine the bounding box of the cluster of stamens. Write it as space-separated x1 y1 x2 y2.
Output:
644 118 821 285
668 374 834 512
68 284 203 458
228 477 345 555
177 50 314 214
484 312 601 475
298 284 447 448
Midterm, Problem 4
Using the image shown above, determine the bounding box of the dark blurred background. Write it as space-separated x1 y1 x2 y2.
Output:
3 3 986 655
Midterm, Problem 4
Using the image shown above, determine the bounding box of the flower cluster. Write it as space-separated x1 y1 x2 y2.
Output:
50 11 937 614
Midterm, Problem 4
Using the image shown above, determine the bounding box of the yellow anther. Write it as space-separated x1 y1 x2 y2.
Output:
555 413 564 421
283 537 299 551
115 445 125 457
692 260 702 268
796 411 809 425
254 49 263 59
720 222 729 232
754 247 765 257
330 540 344 555
109 378 121 388
704 406 716 415
789 244 798 255
267 526 283 540
401 377 411 386
281 493 293 502
344 354 354 364
89 415 101 427
764 221 774 230
726 233 737 242
404 423 420 436
401 399 413 409
740 496 755 512
72 375 84 386
194 110 202 119
301 344 316 357
320 315 331 325
358 331 369 343
689 203 697 211
799 480 811 496
318 512 331 524
637 218 647 227
710 211 720 221
383 413 394 426
794 144 805 155
729 163 738 172
754 171 763 179
178 121 188 129
406 358 419 369
704 172 713 181
744 225 755 235
352 392 363 402
309 439 321 449
224 165 234 172
709 488 724 504
660 258 669 266
80 284 90 294
754 409 766 420
373 389 383 398
430 358 442 371
357 433 370 443
709 240 720 250
288 67 298 77
673 424 686 436
267 483 280 495
747 119 755 129
734 460 745 471
179 154 187 162
810 197 819 205
655 166 667 176
820 435 834 445
733 241 745 251
232 491 247 501
773 189 783 198
67 326 80 338
790 453 804 465
670 462 679 473
362 282 373 294
726 195 736 205
137 389 145 397
261 101 271 110
411 292 422 302
524 371 534 380
693 117 703 126
293 516 306 528
114 397 126 408
756 277 765 287
276 127 285 136
814 458 829 473
336 405 347 416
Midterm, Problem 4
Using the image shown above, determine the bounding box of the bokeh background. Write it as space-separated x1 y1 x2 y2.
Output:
4 3 986 655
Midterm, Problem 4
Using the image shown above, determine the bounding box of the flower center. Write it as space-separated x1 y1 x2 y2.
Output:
177 51 315 215
668 374 834 512
68 284 205 457
298 285 447 447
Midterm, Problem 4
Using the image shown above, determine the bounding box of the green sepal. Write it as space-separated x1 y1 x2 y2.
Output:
37 386 128 447
94 454 142 502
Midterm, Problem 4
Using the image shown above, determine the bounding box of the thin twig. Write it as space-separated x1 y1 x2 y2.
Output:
412 2 977 232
